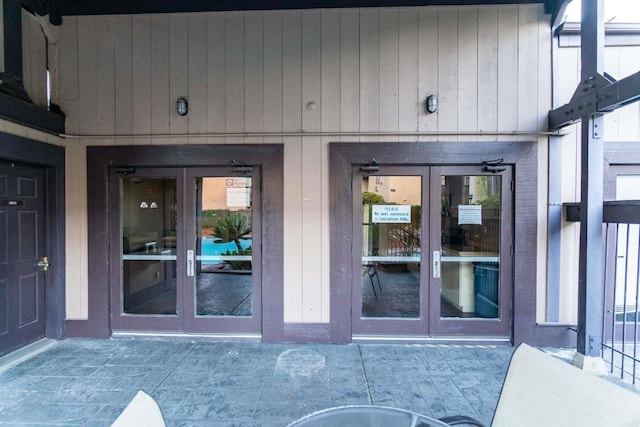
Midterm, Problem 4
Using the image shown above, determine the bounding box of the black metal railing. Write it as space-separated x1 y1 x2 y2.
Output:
602 201 640 386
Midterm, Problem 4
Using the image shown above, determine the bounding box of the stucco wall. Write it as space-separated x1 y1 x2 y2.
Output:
54 5 552 323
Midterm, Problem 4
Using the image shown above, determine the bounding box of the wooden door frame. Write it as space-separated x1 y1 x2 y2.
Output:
0 131 66 341
71 144 283 341
330 141 537 344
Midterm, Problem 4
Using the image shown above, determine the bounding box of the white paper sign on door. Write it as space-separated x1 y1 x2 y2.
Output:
372 205 411 223
458 205 482 225
227 187 251 207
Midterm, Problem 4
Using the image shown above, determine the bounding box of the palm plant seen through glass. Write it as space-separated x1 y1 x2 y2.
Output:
211 212 252 254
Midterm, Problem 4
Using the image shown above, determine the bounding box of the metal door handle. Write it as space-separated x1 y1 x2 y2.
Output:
38 256 49 271
433 251 441 279
187 250 194 277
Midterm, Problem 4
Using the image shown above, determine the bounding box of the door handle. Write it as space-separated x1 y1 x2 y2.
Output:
433 250 441 279
186 250 194 277
37 256 49 271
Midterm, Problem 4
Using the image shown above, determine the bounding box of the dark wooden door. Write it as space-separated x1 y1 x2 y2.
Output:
0 160 46 356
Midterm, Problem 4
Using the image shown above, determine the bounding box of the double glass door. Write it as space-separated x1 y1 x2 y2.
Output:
354 165 512 337
111 167 261 335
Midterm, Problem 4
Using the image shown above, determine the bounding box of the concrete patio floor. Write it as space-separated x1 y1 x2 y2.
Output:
0 338 515 426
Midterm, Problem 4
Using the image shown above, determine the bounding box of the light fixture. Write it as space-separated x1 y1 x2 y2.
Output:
176 97 188 116
426 94 438 114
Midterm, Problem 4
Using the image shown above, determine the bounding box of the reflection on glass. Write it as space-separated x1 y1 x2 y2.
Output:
121 177 177 315
440 175 501 319
361 176 421 318
195 177 253 317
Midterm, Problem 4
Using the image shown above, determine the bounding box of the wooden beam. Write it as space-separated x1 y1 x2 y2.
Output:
59 0 544 16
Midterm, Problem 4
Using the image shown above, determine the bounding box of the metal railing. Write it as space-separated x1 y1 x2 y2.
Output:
602 201 640 386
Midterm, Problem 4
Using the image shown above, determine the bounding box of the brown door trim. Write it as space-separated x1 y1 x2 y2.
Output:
73 144 283 341
0 131 65 343
330 141 537 344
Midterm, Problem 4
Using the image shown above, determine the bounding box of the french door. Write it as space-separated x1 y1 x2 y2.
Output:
353 164 512 338
110 166 261 335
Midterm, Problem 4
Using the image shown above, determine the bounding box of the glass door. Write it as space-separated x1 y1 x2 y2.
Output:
352 164 512 338
111 166 261 336
111 168 183 331
185 168 261 334
429 166 512 336
353 166 429 336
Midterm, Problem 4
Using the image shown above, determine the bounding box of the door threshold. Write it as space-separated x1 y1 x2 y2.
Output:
111 331 262 342
352 335 511 346
0 338 58 373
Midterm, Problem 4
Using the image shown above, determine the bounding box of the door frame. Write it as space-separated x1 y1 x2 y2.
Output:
109 167 185 332
428 165 514 337
352 165 430 336
74 144 283 341
0 131 65 342
185 167 263 334
329 141 537 344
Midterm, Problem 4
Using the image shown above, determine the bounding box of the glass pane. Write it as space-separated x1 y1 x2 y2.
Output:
361 176 421 318
440 175 500 318
121 177 177 315
195 177 253 317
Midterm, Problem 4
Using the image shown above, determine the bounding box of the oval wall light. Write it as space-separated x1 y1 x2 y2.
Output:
176 97 188 116
426 94 438 114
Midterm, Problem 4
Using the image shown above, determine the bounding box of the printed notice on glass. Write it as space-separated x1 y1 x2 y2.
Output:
372 205 411 223
227 187 251 208
458 205 482 225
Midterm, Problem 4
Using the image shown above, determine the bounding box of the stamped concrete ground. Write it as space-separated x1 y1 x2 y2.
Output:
0 339 514 426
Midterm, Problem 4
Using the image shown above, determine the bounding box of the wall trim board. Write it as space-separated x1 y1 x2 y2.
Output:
283 323 332 343
0 93 65 135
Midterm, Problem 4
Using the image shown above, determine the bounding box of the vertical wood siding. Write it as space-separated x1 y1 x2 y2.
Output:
58 5 551 322
555 41 640 324
22 11 48 108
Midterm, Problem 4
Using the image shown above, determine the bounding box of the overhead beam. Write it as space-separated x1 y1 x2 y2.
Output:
549 71 640 130
547 0 571 30
59 0 542 16
597 70 640 112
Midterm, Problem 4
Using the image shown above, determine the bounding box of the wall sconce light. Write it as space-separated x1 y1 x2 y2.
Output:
176 97 188 116
426 94 438 114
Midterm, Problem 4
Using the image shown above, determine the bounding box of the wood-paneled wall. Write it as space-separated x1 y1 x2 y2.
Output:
57 5 551 322
22 10 48 108
555 42 640 324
